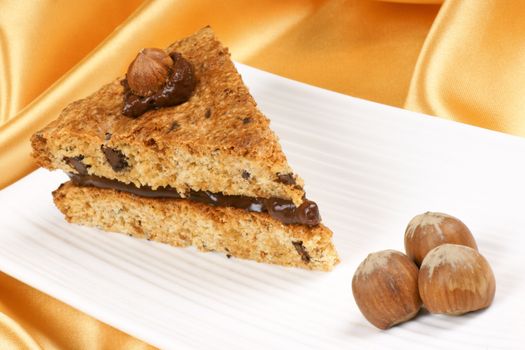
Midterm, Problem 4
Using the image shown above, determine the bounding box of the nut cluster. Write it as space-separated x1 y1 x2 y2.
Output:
352 211 496 330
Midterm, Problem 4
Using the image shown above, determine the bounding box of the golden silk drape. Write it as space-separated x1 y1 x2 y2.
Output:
1 0 522 348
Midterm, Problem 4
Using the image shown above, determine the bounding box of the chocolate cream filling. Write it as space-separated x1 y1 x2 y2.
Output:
68 174 321 226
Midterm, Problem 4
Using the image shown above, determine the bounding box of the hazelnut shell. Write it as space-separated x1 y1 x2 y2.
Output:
352 250 421 329
405 212 478 266
126 48 173 97
418 244 496 315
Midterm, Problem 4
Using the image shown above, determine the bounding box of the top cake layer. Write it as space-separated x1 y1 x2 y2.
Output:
31 27 305 204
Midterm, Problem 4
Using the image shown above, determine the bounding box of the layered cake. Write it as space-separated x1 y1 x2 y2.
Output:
31 27 339 271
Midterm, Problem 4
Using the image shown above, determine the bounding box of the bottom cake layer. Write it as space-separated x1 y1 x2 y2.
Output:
53 182 340 271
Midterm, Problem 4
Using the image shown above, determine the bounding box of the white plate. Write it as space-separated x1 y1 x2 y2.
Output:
1 64 524 349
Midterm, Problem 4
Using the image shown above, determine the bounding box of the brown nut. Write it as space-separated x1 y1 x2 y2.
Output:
405 212 478 266
418 244 496 315
126 48 173 97
352 250 421 329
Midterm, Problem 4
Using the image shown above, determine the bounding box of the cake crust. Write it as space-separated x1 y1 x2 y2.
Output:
32 27 305 204
53 182 340 271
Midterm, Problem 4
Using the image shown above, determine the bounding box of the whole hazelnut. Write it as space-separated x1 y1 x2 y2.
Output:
418 244 496 315
405 212 477 266
126 48 173 97
352 250 421 329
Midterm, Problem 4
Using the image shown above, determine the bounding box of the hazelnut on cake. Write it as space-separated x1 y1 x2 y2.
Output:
31 27 339 271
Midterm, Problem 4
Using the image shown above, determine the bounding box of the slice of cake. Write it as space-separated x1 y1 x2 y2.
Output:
31 27 339 271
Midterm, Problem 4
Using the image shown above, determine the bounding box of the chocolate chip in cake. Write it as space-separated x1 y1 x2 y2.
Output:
292 241 311 263
169 121 180 132
226 254 232 259
63 155 90 175
104 132 112 141
101 146 129 171
205 107 212 118
276 172 296 185
145 138 157 147
242 170 251 180
242 117 252 124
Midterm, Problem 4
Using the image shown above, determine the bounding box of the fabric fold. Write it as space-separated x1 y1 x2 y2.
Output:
406 0 525 136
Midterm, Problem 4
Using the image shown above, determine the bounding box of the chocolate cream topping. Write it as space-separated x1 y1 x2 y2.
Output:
122 52 196 118
68 174 321 226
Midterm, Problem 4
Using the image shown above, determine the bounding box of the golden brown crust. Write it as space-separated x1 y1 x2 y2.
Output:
53 182 340 271
31 27 305 204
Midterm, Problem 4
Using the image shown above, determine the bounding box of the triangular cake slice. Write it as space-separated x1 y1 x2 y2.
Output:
31 27 339 271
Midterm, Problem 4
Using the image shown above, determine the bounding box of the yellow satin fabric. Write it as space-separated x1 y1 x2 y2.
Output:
0 274 154 350
2 0 522 348
405 0 525 135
